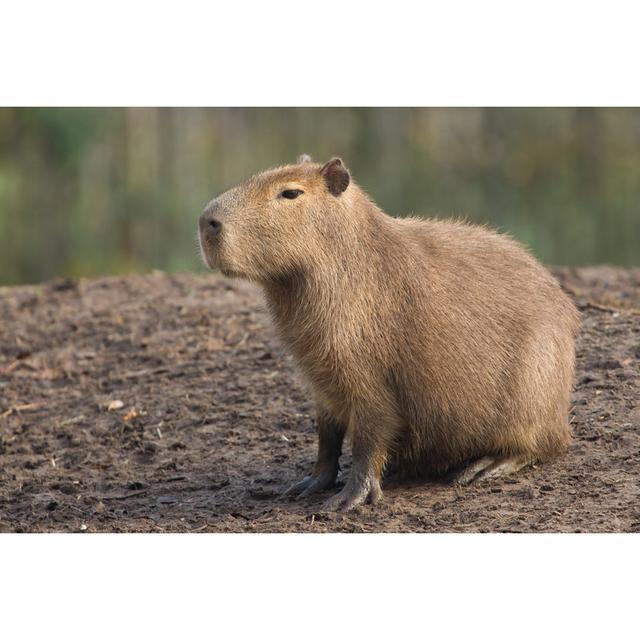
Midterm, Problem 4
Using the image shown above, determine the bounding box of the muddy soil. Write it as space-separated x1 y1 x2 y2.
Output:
0 267 639 532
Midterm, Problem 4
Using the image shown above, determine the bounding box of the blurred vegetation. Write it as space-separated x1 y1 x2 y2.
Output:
0 107 639 285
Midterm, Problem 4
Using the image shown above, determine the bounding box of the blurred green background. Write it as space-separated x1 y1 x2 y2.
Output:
0 107 639 286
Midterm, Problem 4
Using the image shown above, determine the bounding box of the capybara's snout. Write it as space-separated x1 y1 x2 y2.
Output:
199 205 222 240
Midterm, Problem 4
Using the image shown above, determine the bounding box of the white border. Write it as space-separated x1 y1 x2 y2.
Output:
1 534 637 638
2 1 640 105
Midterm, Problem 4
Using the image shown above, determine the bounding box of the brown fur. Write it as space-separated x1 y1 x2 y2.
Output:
199 157 580 509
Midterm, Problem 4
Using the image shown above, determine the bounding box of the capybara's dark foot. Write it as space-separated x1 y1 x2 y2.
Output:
454 455 532 485
321 473 383 511
283 466 338 499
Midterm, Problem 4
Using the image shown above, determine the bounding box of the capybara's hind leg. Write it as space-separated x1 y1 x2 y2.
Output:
455 454 532 485
453 457 496 486
284 410 345 498
477 455 532 482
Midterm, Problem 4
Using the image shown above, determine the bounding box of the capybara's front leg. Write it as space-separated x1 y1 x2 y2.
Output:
322 439 385 511
322 410 394 511
284 409 345 498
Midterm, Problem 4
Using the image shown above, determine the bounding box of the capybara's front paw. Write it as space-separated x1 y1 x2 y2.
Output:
321 474 383 512
283 465 338 499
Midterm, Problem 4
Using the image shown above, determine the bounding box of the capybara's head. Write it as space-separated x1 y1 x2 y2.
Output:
199 156 351 281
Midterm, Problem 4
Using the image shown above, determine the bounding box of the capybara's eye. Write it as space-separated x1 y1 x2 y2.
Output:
281 189 304 200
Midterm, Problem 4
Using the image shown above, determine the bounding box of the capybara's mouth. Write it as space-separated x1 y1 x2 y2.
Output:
198 232 222 271
198 233 242 277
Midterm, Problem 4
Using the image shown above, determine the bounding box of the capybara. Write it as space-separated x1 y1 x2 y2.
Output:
198 155 580 511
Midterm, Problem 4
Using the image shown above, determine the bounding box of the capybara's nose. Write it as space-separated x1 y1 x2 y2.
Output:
200 210 222 237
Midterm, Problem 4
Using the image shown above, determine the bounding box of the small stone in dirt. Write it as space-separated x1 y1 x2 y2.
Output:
107 400 124 411
540 484 555 492
123 408 141 422
79 524 88 531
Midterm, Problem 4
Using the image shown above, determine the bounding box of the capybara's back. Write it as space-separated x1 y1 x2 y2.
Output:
199 156 581 510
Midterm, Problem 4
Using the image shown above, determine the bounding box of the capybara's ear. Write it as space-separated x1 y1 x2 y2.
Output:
320 157 350 196
297 154 312 164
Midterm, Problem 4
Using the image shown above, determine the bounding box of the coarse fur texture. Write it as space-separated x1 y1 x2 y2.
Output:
198 156 581 511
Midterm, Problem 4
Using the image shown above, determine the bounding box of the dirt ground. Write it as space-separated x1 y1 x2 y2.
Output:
0 267 639 532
